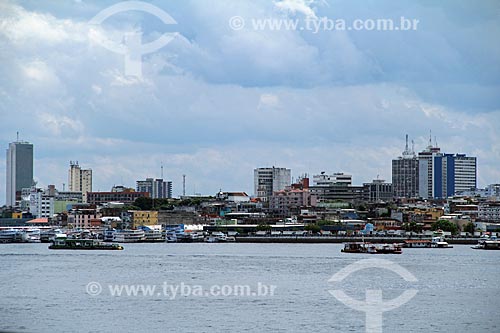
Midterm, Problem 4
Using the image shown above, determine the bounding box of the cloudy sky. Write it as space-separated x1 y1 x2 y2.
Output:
0 0 499 202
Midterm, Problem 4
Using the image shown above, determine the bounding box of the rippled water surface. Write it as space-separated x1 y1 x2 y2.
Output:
1 243 499 332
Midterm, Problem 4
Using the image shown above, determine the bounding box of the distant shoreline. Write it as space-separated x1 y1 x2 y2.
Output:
235 236 478 245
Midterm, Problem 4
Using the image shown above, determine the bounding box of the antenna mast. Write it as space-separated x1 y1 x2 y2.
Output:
182 175 186 196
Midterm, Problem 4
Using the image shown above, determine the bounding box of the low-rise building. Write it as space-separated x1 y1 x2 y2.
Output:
478 203 500 222
87 191 149 205
269 188 317 217
363 179 393 202
131 210 159 227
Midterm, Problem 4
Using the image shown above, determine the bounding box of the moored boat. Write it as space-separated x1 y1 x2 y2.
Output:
113 229 146 243
205 232 227 243
49 237 123 250
430 231 453 248
471 235 500 250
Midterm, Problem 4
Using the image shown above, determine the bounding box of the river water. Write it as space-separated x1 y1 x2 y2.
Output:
1 243 499 332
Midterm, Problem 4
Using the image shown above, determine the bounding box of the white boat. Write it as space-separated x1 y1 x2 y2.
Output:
0 229 24 243
143 230 165 242
103 229 116 242
205 232 227 243
165 230 178 243
25 228 41 243
472 235 500 250
430 233 453 248
113 229 146 243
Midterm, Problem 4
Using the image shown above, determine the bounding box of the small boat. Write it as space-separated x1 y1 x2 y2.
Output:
49 237 123 250
341 242 402 254
430 232 453 248
205 232 227 243
471 235 500 250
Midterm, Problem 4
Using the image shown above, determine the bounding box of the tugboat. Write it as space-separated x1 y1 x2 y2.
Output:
49 235 123 250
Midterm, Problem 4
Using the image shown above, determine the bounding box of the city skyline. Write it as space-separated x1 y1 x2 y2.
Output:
0 1 499 204
0 133 487 204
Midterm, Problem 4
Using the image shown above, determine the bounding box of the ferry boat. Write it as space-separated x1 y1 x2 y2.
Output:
143 230 165 242
113 229 146 243
49 238 123 250
471 235 500 250
341 242 402 254
0 229 25 243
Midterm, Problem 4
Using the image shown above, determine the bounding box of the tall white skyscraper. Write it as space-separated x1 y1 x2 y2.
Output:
6 140 34 207
68 161 92 203
254 167 291 201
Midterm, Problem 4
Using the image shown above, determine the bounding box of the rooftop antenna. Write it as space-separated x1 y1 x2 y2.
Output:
403 134 413 158
63 183 65 191
161 163 164 179
411 139 415 154
434 136 438 148
16 131 19 142
428 130 433 148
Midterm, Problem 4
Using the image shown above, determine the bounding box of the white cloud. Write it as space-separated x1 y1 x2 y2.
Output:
0 1 499 204
258 93 281 111
0 3 85 44
274 0 318 18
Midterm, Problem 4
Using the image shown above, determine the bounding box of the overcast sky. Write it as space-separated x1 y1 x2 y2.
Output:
0 0 499 202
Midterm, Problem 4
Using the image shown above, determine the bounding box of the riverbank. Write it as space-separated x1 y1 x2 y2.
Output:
235 236 478 244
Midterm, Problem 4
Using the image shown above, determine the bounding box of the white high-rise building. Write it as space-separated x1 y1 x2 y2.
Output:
313 172 352 187
454 154 477 194
68 161 92 203
6 140 34 207
254 167 291 201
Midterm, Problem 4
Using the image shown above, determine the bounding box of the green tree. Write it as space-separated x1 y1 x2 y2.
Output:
304 224 321 233
431 219 458 234
256 224 272 231
134 197 153 210
463 222 475 234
